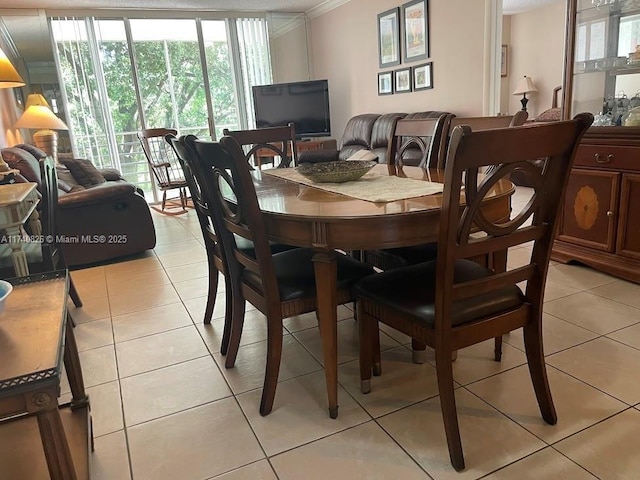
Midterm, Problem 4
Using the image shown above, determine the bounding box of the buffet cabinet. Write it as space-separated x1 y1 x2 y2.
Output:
552 0 640 283
552 128 640 282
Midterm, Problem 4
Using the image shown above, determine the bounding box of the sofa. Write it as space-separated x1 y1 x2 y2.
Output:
1 145 156 266
338 111 452 165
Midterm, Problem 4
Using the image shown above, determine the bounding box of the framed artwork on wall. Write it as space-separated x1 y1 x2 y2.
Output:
394 68 412 93
413 62 433 90
378 7 401 68
501 45 508 77
378 71 393 95
402 0 429 63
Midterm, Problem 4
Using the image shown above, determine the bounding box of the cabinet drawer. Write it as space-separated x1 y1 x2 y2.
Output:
574 145 640 172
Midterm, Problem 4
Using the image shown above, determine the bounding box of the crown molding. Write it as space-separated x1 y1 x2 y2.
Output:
306 0 352 20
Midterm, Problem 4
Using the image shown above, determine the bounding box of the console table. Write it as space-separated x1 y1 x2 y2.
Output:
255 138 337 169
0 271 92 479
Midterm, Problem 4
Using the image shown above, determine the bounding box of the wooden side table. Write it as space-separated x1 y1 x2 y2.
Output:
0 182 42 276
0 271 92 479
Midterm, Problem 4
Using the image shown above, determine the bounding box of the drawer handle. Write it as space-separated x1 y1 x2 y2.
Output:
594 153 612 164
607 210 614 217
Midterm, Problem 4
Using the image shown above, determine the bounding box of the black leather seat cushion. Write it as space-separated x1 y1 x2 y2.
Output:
235 236 295 256
378 243 438 268
355 259 524 328
244 247 374 302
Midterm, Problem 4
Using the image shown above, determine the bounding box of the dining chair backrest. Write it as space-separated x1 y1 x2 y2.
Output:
187 135 282 304
435 113 593 330
438 111 528 167
165 134 216 246
387 115 449 170
138 127 183 187
222 123 297 169
39 156 60 271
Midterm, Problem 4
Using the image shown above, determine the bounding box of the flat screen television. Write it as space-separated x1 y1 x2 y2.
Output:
252 79 331 138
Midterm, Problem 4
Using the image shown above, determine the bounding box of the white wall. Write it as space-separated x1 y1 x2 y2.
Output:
308 0 488 139
506 1 566 117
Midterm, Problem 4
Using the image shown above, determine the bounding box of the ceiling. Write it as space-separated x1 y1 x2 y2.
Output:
0 0 562 14
1 0 563 63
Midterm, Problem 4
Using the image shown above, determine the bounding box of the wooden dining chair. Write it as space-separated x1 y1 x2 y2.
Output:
222 123 297 169
186 134 374 416
165 134 232 350
166 133 297 340
361 115 449 270
138 127 189 213
365 111 530 273
356 113 593 471
437 111 528 168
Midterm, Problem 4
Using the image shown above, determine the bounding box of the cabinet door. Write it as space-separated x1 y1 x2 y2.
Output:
616 173 640 260
558 168 620 252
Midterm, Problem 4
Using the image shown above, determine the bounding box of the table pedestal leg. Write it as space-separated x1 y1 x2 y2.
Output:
313 249 339 419
6 225 29 276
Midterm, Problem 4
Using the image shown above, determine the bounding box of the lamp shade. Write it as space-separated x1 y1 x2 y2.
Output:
24 93 50 109
14 105 68 131
0 47 25 88
513 76 538 95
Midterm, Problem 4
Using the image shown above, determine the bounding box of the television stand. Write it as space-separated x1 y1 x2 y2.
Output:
255 138 337 169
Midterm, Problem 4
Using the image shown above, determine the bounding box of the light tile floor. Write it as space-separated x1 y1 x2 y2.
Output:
63 188 640 479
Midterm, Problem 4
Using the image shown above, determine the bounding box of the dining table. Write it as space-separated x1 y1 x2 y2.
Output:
251 164 515 418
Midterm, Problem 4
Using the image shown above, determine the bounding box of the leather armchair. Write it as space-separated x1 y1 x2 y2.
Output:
1 146 156 266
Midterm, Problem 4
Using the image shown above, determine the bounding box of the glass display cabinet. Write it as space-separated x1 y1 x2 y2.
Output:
552 0 640 282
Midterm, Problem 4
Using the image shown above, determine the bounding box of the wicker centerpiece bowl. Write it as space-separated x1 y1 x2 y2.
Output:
296 160 377 183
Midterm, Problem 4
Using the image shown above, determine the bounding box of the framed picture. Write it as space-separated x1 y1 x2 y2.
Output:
394 68 412 93
402 0 429 63
501 45 508 77
377 7 401 68
378 71 393 95
413 62 433 91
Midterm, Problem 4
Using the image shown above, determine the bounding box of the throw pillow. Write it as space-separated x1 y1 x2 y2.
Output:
56 165 86 192
59 158 106 187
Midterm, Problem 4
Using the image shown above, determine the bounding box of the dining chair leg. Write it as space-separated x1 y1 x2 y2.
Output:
203 263 219 325
161 191 167 211
412 338 427 364
224 293 246 368
68 277 83 308
372 321 381 376
435 347 465 471
523 318 557 424
494 335 503 361
220 280 234 355
259 314 284 416
358 303 374 394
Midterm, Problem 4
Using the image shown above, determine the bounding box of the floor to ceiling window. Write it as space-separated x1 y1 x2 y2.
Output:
50 14 272 201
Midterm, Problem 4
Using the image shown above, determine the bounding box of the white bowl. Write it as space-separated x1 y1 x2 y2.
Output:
0 280 13 314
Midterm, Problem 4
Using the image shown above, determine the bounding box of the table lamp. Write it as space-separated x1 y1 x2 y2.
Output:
0 47 25 88
0 47 26 172
512 75 538 112
14 94 68 163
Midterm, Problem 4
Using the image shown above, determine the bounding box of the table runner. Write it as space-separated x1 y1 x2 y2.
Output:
262 168 444 203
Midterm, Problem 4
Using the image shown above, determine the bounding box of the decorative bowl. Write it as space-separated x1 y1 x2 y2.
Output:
296 160 377 183
0 280 12 314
